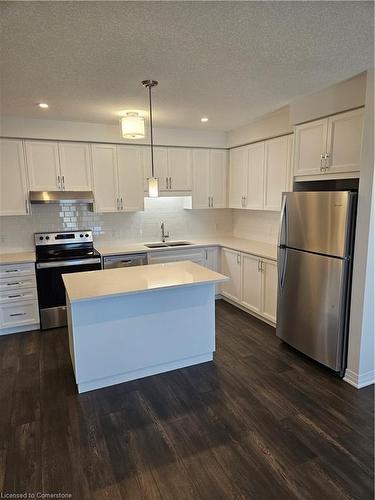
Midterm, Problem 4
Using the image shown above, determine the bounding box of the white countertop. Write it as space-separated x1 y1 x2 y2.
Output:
0 236 277 265
0 252 36 264
63 260 228 303
96 236 277 261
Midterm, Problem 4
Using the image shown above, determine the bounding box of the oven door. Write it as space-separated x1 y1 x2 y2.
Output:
36 258 101 329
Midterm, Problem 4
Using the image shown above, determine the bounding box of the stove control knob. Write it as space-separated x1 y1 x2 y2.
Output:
80 234 84 238
39 236 44 240
85 233 89 238
45 236 50 240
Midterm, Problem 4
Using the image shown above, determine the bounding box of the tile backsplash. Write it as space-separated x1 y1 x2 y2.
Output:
232 209 280 244
0 197 234 252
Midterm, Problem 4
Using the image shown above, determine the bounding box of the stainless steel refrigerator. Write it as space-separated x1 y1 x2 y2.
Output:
276 191 357 376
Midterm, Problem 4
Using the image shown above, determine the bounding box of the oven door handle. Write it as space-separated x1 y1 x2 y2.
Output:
36 258 101 269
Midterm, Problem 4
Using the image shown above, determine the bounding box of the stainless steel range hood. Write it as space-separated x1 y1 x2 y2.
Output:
29 191 95 205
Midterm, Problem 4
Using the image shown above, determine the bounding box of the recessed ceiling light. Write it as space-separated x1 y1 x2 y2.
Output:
201 117 208 123
37 103 49 109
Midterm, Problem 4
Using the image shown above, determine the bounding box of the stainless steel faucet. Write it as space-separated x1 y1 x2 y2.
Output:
161 221 170 242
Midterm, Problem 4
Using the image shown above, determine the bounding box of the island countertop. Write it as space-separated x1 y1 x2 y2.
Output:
63 260 228 303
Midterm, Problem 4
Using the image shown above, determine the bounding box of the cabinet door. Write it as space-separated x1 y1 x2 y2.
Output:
167 148 192 191
264 136 289 211
117 146 144 212
229 147 247 209
0 139 29 216
58 142 92 191
241 253 262 314
245 143 264 210
294 119 327 177
91 144 119 212
203 247 219 271
221 248 241 302
191 149 210 208
326 108 364 174
261 259 277 323
210 150 227 208
25 140 60 190
143 147 168 192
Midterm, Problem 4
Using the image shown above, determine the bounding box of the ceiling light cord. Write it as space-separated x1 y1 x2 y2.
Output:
148 85 155 178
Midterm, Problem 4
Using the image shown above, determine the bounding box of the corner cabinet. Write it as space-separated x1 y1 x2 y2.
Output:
91 144 144 213
294 108 364 179
0 139 30 216
186 149 228 209
221 248 277 325
229 135 292 212
25 140 92 191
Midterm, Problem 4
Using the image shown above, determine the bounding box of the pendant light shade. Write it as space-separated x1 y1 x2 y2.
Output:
120 112 145 139
142 79 159 198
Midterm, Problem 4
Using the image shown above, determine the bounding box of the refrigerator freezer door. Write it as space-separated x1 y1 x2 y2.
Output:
276 248 348 371
283 191 353 258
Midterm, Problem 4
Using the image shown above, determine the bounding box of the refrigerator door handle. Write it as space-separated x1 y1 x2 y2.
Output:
278 247 288 289
277 194 288 248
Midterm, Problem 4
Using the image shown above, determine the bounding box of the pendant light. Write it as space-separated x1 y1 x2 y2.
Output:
142 79 159 197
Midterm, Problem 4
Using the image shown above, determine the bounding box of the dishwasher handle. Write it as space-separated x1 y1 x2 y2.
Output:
103 253 148 268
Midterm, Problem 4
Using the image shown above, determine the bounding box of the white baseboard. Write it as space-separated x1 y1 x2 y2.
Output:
219 295 276 328
0 323 40 336
344 368 375 389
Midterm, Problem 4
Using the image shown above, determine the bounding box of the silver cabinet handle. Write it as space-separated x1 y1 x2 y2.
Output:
57 175 61 190
121 197 124 210
25 199 29 214
211 197 214 208
324 152 330 171
257 259 261 272
208 196 211 208
205 249 208 260
62 175 65 190
166 177 168 189
320 154 325 172
169 177 172 189
116 197 119 210
10 312 27 317
237 253 241 264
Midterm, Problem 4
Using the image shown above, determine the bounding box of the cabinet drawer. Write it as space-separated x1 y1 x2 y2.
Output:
0 275 36 291
0 262 35 278
0 287 38 304
148 249 204 265
0 300 39 328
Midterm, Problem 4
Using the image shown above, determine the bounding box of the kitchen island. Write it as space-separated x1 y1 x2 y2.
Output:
63 261 228 393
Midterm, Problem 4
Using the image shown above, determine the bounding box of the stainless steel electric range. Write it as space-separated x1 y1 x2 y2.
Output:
35 230 101 329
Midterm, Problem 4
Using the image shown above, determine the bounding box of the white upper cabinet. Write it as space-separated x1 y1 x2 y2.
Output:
91 144 119 213
264 135 290 211
167 148 192 191
294 108 364 178
241 253 262 314
245 143 264 210
229 146 247 209
191 149 211 208
0 139 29 216
58 142 92 191
25 141 60 190
210 150 227 208
189 149 227 209
326 108 364 174
229 135 292 211
293 119 327 177
117 146 144 212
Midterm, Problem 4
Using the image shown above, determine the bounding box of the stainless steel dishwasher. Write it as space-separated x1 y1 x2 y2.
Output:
103 253 148 269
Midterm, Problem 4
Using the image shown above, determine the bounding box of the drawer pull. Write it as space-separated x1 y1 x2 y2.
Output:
8 294 22 298
7 282 21 286
5 269 21 273
10 312 27 317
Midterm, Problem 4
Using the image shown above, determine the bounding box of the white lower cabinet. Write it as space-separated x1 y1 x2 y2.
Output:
221 248 241 302
221 248 277 325
0 262 39 334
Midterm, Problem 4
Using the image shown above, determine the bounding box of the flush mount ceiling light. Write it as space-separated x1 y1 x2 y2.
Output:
142 79 159 198
120 111 145 139
201 117 208 122
37 102 49 109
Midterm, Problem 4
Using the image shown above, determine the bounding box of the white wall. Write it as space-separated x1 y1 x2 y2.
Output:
0 197 233 252
289 72 367 125
345 69 375 389
0 116 228 149
227 107 292 148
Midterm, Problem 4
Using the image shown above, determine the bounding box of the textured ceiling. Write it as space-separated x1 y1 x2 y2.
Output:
1 1 373 131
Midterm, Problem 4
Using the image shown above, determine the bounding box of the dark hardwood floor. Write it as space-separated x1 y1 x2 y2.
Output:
0 300 373 499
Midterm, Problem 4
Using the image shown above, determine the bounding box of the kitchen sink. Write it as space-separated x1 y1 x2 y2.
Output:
144 241 193 248
166 241 193 247
144 243 169 248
